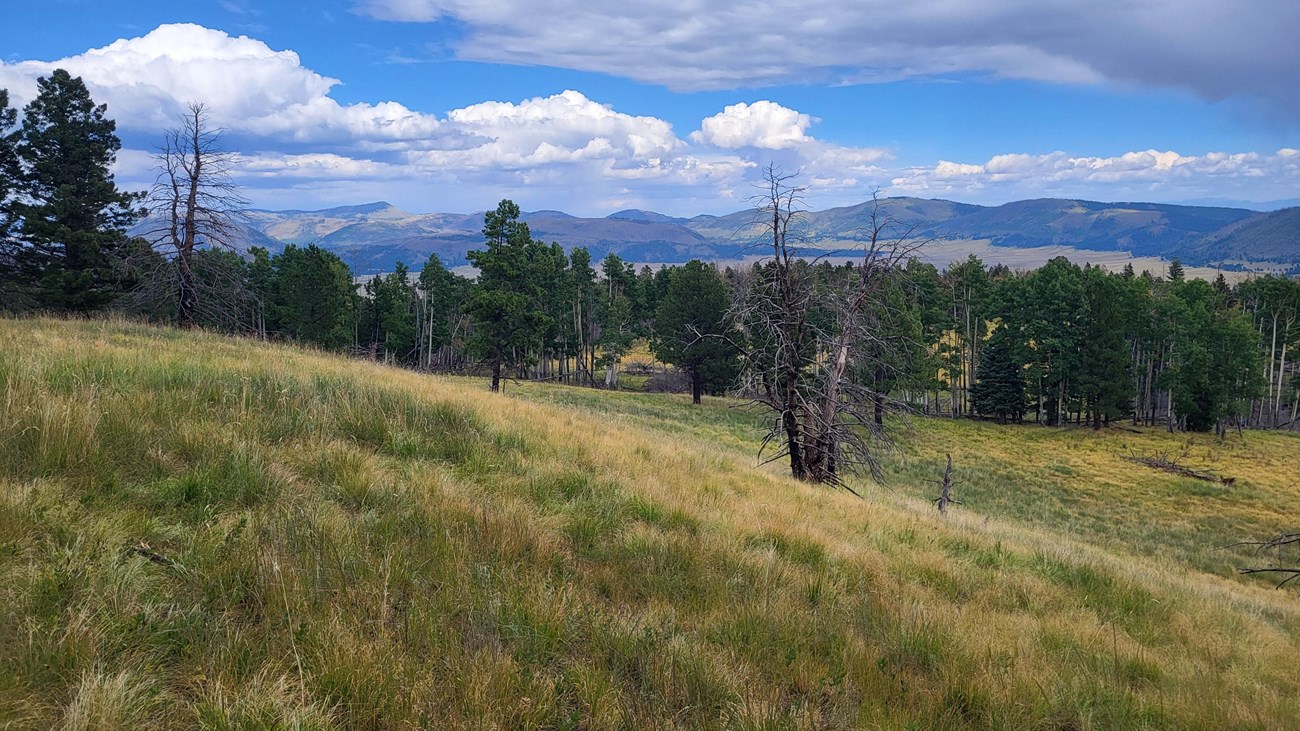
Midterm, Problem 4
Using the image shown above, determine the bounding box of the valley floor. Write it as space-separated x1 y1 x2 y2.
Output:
2 318 1299 729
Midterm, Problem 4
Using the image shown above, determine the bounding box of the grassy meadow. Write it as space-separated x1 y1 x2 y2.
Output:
2 317 1300 729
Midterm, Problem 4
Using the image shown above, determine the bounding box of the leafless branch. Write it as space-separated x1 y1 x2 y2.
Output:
140 102 250 328
728 167 927 488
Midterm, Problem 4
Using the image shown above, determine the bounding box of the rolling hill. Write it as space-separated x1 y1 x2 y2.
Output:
2 318 1300 728
169 196 1299 275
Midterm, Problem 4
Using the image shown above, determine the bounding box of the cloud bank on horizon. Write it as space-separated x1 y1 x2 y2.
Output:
0 15 1296 216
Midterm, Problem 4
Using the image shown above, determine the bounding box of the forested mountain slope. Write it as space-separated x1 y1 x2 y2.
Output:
173 196 1300 274
2 318 1299 729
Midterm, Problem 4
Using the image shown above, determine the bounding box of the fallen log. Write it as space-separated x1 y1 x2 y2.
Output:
1125 454 1233 484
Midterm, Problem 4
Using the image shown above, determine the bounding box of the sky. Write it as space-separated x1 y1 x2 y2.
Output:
1 0 1298 217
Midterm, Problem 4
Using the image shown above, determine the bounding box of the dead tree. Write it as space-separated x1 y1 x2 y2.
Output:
730 166 926 488
1123 443 1235 484
142 102 247 328
932 453 961 515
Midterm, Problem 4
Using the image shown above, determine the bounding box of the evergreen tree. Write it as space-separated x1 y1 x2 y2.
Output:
1212 272 1230 296
360 262 418 363
0 89 17 242
417 253 470 370
271 244 356 350
651 260 740 404
246 246 274 338
1077 266 1132 429
943 255 991 416
1160 279 1261 432
1007 257 1086 424
8 70 142 312
971 324 1028 424
903 258 951 413
858 266 926 425
0 89 20 307
535 242 573 378
466 200 548 391
595 253 638 388
1167 258 1185 282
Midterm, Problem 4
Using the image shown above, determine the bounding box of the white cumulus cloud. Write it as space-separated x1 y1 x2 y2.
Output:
691 101 813 150
0 24 440 143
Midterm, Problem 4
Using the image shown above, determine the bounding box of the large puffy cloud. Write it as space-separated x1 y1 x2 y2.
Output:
689 101 889 193
692 101 813 150
356 0 1300 111
435 90 682 167
0 24 441 143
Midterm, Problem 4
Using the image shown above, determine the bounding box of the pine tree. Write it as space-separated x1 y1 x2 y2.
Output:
568 247 599 384
360 262 418 363
1160 279 1261 432
651 260 740 403
0 89 17 242
0 89 20 307
595 253 638 388
9 70 142 312
1007 257 1086 424
271 244 356 350
417 253 469 370
466 200 548 392
971 324 1028 424
1077 266 1132 429
1167 258 1185 282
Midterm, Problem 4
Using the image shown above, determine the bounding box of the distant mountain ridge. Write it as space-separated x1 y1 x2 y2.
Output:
146 197 1300 274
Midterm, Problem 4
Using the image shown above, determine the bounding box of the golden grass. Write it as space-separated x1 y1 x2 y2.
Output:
2 317 1299 729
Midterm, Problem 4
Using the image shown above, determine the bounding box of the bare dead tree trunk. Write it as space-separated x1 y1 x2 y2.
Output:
730 166 925 488
933 454 959 515
144 102 247 329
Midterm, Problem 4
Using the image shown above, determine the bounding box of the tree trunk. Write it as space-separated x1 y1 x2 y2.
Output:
490 360 501 393
1275 318 1292 426
691 369 702 404
177 251 197 328
784 408 805 480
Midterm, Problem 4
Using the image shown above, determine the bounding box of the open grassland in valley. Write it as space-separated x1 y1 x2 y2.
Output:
2 318 1300 730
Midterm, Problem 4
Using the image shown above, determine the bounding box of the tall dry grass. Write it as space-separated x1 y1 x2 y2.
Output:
1 317 1298 729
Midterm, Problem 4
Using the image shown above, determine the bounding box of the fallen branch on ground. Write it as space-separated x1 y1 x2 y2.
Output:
129 540 174 566
1229 533 1300 589
1123 446 1234 484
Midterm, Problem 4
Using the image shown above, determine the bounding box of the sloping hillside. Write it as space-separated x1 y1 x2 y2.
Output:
1187 206 1300 266
926 199 1252 256
4 319 1298 729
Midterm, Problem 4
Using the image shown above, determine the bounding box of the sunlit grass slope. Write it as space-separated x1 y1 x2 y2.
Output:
514 384 1300 583
3 318 1300 730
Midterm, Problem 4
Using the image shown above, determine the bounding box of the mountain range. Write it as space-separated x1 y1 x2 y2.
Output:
160 197 1300 275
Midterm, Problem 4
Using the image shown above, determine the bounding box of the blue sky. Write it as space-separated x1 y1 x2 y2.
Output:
2 0 1298 216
